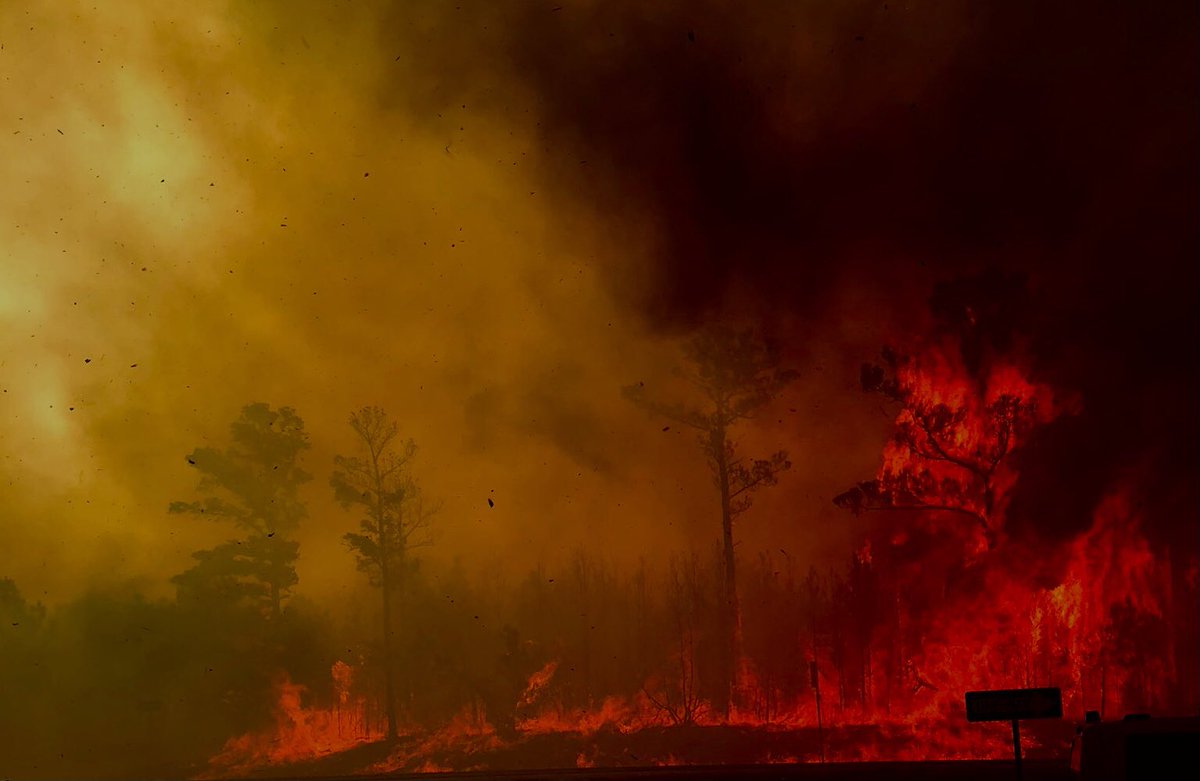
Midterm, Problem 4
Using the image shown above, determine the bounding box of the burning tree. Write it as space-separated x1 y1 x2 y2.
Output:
828 276 1064 709
624 324 795 716
826 274 1193 720
833 347 1052 551
834 272 1063 554
331 406 436 740
170 403 311 619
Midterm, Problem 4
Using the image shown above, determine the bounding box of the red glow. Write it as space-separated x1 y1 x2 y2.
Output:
208 342 1194 775
207 663 380 775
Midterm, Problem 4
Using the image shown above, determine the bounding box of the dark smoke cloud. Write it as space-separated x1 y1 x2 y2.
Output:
389 0 1197 540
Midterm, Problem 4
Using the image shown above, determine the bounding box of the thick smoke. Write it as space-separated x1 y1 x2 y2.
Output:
391 0 1199 544
0 0 1192 608
1 2 1196 777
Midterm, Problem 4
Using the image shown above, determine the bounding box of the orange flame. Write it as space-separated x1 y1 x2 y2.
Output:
206 661 379 775
210 343 1191 774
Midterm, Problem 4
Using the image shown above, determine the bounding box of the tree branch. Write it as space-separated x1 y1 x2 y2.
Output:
911 411 989 477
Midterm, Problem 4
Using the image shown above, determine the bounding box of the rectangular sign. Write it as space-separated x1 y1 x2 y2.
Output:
965 687 1062 722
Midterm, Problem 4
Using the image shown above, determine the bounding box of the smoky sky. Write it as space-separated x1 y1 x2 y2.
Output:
391 0 1198 543
1 1 1194 604
391 3 1191 314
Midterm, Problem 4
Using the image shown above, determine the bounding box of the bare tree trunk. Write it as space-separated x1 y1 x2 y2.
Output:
380 568 398 741
714 426 742 719
372 445 399 742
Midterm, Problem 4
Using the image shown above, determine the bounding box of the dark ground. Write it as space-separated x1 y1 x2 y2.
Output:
255 761 1073 781
218 722 1079 781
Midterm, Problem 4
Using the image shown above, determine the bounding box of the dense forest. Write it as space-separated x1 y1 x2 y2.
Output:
2 1 1195 778
3 295 1195 779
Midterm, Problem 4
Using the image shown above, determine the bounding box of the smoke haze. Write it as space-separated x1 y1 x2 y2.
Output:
2 2 1197 778
4 1 1193 606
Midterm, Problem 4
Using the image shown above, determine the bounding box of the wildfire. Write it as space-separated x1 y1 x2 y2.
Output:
874 349 1061 551
205 662 380 776
894 488 1169 720
518 660 559 709
205 341 1194 776
825 336 1185 733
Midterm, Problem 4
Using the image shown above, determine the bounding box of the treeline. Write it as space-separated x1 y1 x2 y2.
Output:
3 524 1196 778
2 304 1197 777
0 326 802 778
0 577 336 778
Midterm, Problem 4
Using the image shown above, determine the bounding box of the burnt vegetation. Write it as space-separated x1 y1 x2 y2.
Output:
1 289 1196 778
1 0 1196 777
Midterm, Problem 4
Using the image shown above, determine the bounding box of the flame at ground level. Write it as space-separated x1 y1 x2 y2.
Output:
207 708 1079 777
205 479 1195 777
206 662 381 776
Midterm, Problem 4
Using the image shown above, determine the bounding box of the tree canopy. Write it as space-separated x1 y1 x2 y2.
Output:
170 403 311 617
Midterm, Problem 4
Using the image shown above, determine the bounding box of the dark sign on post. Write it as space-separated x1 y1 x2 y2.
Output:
965 687 1063 781
965 687 1063 722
